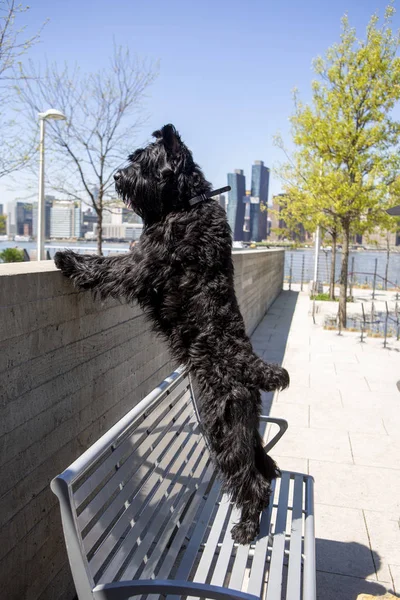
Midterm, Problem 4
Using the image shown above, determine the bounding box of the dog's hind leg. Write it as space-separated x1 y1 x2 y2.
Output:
230 432 278 544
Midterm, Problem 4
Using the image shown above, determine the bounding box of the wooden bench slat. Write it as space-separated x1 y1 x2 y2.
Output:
286 475 304 600
74 380 191 508
79 399 193 533
265 472 291 600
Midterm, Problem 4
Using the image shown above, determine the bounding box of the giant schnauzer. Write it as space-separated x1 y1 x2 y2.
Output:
54 124 289 544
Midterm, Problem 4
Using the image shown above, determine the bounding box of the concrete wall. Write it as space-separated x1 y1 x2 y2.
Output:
0 249 283 600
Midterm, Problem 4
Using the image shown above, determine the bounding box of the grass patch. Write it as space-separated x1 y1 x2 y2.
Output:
311 293 353 302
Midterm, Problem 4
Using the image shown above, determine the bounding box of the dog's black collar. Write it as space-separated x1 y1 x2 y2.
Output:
189 186 231 207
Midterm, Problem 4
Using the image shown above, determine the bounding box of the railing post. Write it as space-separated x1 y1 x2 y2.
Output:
372 258 378 300
289 253 293 291
301 253 305 291
384 301 389 349
361 303 366 343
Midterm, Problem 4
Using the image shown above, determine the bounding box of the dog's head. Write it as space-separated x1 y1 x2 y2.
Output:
114 124 211 224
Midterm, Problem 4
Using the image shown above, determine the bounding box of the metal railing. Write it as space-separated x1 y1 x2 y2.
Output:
285 250 400 293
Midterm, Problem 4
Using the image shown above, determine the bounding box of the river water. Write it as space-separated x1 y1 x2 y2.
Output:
284 248 400 289
1 240 399 289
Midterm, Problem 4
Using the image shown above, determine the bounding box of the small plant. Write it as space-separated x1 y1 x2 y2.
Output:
0 248 25 263
311 293 353 302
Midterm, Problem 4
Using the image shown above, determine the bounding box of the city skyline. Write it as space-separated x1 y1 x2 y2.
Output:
1 0 395 207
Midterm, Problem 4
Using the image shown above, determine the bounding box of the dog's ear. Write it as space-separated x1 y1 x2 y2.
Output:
152 124 181 155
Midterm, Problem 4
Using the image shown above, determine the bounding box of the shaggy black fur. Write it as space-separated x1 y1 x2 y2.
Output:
54 124 289 544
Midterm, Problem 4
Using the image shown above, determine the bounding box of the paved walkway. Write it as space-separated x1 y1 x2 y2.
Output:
251 289 400 599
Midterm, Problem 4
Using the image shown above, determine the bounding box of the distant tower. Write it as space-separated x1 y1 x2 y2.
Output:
250 161 270 241
227 169 246 241
216 194 226 211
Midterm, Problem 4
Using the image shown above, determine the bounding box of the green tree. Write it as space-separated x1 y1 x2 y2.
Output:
277 4 400 326
0 214 6 234
273 148 342 300
0 247 24 262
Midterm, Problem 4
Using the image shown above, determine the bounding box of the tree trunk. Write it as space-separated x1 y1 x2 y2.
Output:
329 230 337 300
384 232 390 291
338 220 350 328
97 209 103 256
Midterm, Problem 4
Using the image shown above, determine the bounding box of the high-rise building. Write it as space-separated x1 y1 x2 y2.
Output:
215 194 226 211
16 202 33 236
50 201 81 238
32 195 54 239
82 209 98 235
227 170 246 241
250 161 270 242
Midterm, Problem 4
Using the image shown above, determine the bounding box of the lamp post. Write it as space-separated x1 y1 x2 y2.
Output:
37 109 66 260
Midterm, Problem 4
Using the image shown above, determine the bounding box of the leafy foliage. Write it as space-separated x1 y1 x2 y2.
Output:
275 4 400 325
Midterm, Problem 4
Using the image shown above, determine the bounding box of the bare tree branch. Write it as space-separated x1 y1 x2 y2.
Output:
17 46 158 253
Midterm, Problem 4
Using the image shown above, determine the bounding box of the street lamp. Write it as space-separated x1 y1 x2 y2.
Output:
312 158 323 294
37 109 66 260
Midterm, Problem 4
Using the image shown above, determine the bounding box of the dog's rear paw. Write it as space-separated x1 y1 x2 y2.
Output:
260 364 290 392
231 519 260 545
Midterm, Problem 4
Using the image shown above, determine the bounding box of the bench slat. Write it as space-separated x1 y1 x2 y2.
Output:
74 379 191 508
229 542 250 591
247 478 277 598
153 475 220 582
89 419 199 578
286 475 304 600
116 441 209 582
191 495 231 584
79 399 193 534
210 506 240 587
145 464 217 600
82 404 195 555
265 472 291 600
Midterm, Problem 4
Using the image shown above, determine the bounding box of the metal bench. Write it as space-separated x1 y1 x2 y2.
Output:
51 368 316 600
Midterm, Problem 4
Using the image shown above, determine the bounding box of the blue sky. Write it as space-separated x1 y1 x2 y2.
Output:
2 0 399 207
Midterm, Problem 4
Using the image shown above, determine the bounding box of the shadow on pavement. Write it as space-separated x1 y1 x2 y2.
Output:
315 539 396 599
251 290 300 415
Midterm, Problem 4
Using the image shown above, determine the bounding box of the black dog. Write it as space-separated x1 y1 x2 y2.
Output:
54 124 289 544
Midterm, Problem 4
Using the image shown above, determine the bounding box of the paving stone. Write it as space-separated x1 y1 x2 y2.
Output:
274 426 353 463
311 405 387 434
349 433 400 469
363 511 400 583
310 460 400 514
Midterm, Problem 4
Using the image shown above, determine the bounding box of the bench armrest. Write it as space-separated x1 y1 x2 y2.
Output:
93 580 257 600
259 416 288 452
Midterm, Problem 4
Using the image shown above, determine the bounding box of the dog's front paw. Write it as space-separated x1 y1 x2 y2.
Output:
54 250 80 276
